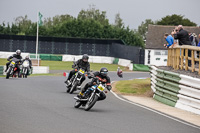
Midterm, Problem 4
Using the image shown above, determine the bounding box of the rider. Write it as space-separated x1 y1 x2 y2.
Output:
22 56 32 75
77 67 112 100
5 49 22 72
65 54 90 87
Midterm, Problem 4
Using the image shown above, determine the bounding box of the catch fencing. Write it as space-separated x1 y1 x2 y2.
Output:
0 34 144 64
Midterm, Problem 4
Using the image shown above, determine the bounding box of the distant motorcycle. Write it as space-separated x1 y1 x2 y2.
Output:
6 58 21 79
21 60 30 78
74 76 108 111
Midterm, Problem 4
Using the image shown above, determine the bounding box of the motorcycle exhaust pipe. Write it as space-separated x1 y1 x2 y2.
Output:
74 97 88 101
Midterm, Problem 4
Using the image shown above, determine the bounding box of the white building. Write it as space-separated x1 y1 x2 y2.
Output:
145 25 200 66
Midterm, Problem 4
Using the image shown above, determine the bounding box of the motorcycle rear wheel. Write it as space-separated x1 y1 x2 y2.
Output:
74 101 82 108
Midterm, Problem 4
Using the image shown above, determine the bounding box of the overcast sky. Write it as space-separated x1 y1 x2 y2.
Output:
0 0 199 29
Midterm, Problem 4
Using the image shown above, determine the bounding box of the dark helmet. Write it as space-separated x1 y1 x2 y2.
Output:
100 67 108 76
82 54 89 62
16 49 21 55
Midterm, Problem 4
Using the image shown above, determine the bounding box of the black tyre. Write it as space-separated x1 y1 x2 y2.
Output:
66 87 70 93
69 81 78 94
6 68 11 79
84 95 98 111
74 101 82 108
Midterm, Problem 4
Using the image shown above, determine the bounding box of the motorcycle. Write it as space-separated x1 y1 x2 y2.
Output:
21 60 30 78
66 65 87 94
74 76 108 111
6 58 21 79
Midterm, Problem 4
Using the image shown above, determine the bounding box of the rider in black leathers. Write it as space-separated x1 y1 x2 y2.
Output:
5 49 22 73
65 54 90 87
77 67 112 100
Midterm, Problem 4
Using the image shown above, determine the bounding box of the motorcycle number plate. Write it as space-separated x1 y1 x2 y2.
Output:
11 61 15 65
79 69 85 74
98 84 105 91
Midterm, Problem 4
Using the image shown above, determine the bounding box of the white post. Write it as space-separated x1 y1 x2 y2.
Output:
36 11 39 66
36 11 39 60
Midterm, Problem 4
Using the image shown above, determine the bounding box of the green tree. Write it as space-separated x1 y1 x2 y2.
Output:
0 22 5 34
11 23 19 34
77 5 109 25
156 14 197 26
14 15 33 35
137 19 154 40
4 23 11 34
114 13 124 28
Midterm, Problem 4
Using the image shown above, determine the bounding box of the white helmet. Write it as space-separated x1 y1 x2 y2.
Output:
16 49 21 55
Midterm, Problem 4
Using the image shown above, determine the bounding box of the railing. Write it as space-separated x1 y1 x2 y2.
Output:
167 45 200 74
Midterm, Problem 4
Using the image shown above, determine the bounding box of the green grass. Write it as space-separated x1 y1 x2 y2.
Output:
40 60 128 71
115 78 151 95
0 73 62 78
0 58 8 66
29 73 62 77
0 58 129 71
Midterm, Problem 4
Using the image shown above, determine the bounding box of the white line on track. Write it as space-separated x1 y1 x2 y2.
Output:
110 81 200 130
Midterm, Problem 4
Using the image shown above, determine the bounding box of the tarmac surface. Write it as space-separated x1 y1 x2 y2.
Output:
0 72 200 133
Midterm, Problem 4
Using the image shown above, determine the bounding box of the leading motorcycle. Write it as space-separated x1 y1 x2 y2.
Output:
74 76 108 111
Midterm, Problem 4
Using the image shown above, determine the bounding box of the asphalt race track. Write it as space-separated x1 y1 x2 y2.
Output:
0 72 200 133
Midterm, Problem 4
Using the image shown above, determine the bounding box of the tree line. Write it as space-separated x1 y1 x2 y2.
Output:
0 6 197 48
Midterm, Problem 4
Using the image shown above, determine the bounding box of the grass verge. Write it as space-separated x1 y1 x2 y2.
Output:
0 58 129 71
0 73 62 78
113 78 152 97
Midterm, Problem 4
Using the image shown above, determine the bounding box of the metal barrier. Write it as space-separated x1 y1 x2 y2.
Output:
150 66 200 115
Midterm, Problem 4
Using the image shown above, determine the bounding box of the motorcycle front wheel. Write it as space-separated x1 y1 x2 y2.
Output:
84 95 98 111
69 81 78 94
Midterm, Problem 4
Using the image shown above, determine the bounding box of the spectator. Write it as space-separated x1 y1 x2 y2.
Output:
197 34 200 47
171 27 179 47
189 32 198 46
197 34 200 58
164 33 174 48
171 25 191 66
171 25 191 45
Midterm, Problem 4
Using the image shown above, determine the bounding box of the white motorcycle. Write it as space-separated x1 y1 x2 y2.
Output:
21 60 30 78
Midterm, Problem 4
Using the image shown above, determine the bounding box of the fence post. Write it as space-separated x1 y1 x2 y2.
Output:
199 52 200 74
167 49 169 66
191 50 195 72
176 48 180 70
180 48 184 69
185 49 188 71
172 49 176 69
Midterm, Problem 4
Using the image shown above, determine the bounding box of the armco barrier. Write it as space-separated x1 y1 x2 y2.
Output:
40 54 62 61
0 51 30 59
0 66 4 75
133 64 149 71
32 66 49 74
113 58 119 64
150 66 200 115
62 55 115 64
2 66 49 75
118 59 131 67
